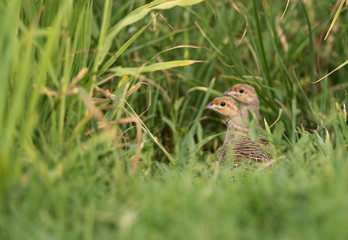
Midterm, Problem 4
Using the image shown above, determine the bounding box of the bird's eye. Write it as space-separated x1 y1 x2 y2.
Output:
239 89 244 93
220 102 226 106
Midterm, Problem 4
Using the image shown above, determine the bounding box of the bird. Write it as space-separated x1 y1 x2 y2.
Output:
223 84 260 125
205 96 272 168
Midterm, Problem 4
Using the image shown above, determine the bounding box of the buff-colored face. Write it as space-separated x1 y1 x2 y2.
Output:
223 84 259 105
204 97 241 119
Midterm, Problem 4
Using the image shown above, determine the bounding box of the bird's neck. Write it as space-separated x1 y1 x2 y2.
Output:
225 117 248 135
240 104 259 124
219 117 249 164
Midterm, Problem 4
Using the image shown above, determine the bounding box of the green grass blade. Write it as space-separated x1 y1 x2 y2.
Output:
109 60 205 76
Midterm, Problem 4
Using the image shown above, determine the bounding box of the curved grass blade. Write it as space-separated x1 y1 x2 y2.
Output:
324 0 345 41
99 15 157 75
100 0 204 66
109 60 205 76
125 101 176 165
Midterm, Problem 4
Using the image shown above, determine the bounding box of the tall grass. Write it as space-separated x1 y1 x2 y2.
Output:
0 0 348 239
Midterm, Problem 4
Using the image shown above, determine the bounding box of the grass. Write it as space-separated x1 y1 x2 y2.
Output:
1 0 348 239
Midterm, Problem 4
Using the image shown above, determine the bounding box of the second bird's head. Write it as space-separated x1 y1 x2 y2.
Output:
204 97 241 120
223 84 259 106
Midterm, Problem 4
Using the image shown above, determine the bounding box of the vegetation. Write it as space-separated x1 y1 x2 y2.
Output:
0 0 347 239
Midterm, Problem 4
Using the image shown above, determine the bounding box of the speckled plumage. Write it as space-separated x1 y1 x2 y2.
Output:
205 97 272 167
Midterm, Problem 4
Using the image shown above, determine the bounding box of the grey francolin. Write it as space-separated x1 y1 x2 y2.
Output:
205 97 272 168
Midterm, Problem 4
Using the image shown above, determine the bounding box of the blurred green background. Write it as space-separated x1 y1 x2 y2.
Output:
0 0 348 239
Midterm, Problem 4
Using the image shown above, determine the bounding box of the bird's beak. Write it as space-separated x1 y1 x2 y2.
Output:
204 102 213 110
223 89 237 97
223 89 231 96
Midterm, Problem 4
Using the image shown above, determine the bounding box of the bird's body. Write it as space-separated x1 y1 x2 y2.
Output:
205 97 271 167
223 84 260 125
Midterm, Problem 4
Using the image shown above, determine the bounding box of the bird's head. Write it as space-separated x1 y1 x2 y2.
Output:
204 97 241 120
223 84 259 106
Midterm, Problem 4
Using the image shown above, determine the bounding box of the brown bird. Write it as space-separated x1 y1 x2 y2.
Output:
205 97 272 168
223 84 260 125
